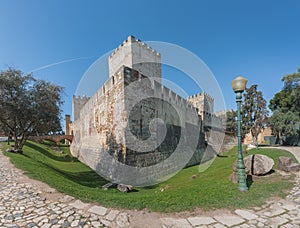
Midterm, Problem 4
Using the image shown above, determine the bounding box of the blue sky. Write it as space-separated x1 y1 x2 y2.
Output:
1 0 300 125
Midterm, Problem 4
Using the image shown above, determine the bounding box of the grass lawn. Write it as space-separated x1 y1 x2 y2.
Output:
1 141 298 212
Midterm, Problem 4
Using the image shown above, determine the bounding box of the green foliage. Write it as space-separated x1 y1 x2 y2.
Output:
0 68 64 151
242 85 269 145
269 68 300 143
1 141 297 212
269 90 294 113
282 68 300 91
269 111 300 136
225 110 237 136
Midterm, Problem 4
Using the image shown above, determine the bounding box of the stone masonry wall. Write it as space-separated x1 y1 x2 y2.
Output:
70 66 207 184
71 66 126 165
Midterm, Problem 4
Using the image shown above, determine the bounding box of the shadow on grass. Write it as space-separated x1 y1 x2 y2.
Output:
22 141 108 188
42 139 70 147
26 141 76 162
217 154 228 158
262 169 276 176
46 164 108 188
246 174 253 188
141 184 160 189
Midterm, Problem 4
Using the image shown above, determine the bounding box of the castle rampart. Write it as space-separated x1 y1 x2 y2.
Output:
70 36 219 185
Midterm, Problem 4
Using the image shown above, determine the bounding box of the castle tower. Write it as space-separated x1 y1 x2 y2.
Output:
108 35 161 79
65 114 72 145
65 114 71 135
187 92 214 128
187 92 214 116
72 95 90 121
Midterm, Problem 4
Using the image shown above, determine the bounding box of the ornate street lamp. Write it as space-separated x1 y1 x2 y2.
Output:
232 76 248 191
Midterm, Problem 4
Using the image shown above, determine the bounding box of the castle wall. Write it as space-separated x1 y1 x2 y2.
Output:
71 66 126 171
71 66 207 185
121 67 202 167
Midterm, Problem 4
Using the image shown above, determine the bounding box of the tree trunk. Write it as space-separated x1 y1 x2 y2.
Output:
278 131 285 145
255 133 259 150
13 129 19 151
250 128 257 146
18 133 29 151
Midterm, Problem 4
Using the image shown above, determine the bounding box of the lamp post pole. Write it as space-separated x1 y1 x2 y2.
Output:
235 91 248 191
232 76 248 191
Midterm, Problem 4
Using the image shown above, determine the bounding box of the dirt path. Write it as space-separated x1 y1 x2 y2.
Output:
266 146 300 162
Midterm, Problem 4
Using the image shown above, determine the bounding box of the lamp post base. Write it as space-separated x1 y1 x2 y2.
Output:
238 186 249 191
237 168 248 191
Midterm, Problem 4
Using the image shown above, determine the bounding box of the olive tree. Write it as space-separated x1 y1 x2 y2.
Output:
0 68 64 152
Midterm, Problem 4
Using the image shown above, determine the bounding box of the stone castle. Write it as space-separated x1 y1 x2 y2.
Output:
68 36 222 185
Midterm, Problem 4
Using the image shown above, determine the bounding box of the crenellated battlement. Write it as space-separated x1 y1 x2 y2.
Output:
187 91 214 103
73 95 90 102
109 35 161 60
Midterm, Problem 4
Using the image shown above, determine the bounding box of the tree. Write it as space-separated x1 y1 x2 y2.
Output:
224 109 237 136
0 68 64 152
269 110 300 144
269 68 300 144
242 84 269 147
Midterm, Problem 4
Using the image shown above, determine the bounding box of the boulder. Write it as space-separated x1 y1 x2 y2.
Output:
233 154 274 175
285 163 300 172
278 156 293 167
102 183 134 192
117 184 133 193
277 156 300 172
6 148 14 153
102 182 117 190
229 171 238 183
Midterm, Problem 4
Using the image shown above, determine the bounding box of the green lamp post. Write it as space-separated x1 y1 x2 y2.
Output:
232 76 249 191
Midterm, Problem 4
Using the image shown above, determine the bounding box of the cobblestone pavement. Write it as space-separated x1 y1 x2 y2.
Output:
0 151 131 228
0 147 300 228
